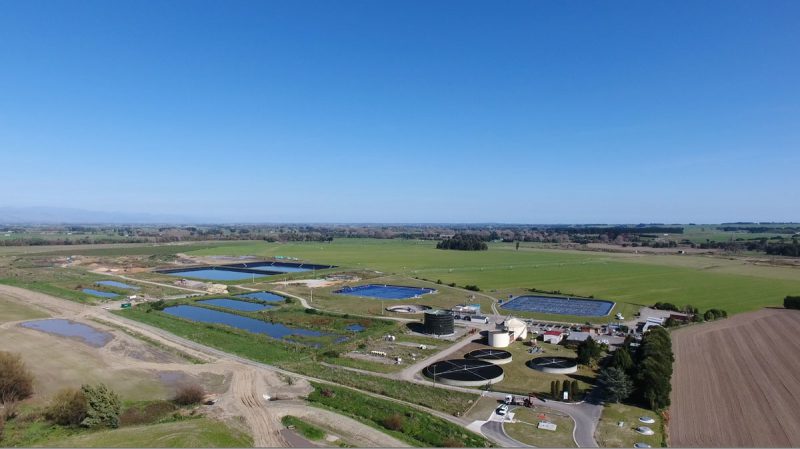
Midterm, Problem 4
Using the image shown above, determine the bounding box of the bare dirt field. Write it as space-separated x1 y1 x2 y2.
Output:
670 308 800 447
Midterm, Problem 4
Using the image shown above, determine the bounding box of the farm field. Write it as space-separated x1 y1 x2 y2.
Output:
670 308 800 447
186 239 800 316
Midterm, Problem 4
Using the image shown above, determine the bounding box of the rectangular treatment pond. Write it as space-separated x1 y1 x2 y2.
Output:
162 305 326 341
159 268 267 281
333 284 436 300
500 295 615 317
197 298 273 312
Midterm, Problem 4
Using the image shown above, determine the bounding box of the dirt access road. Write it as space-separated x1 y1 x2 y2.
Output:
670 308 800 447
0 284 408 448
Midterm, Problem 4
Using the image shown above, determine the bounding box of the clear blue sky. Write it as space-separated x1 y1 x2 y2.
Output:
1 1 798 223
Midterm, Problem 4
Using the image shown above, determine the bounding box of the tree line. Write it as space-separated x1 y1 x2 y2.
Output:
599 327 674 411
436 234 488 251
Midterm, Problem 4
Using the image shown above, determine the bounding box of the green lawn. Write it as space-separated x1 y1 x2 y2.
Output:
186 239 800 315
595 403 664 448
38 418 253 448
505 406 576 448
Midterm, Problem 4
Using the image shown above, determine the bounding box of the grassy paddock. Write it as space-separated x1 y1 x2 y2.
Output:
185 239 800 315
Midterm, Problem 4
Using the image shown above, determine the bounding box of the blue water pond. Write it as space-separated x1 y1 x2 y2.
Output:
334 284 436 300
95 280 140 290
197 298 272 312
82 288 120 298
21 319 112 347
163 305 325 341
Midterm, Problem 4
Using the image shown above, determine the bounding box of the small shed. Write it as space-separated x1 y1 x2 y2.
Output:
543 330 565 344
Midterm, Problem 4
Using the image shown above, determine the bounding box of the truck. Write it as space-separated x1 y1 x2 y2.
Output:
120 302 132 309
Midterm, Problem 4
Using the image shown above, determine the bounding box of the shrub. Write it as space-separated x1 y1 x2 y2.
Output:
382 413 405 431
284 298 294 304
463 285 481 292
150 300 166 311
81 384 121 428
46 388 88 426
119 401 177 426
785 296 800 310
0 351 34 407
173 384 205 406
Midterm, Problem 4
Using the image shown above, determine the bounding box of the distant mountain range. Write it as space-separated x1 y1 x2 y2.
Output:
0 207 206 224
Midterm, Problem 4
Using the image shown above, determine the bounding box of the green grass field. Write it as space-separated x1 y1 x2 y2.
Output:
186 239 800 316
39 418 253 448
594 403 664 448
505 406 577 448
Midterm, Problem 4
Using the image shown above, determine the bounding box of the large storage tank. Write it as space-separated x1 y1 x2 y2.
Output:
488 330 511 348
423 310 455 336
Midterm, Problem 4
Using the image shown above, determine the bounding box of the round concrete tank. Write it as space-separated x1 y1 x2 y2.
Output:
488 330 511 348
423 310 455 336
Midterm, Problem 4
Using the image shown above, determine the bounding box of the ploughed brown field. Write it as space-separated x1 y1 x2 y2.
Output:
670 308 800 447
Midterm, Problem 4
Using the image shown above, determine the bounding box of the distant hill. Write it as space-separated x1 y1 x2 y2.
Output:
0 206 204 224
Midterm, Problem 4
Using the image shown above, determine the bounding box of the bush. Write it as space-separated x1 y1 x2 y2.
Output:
784 296 800 310
150 300 166 311
46 388 88 426
172 384 205 406
382 413 405 431
81 384 121 428
120 401 177 426
284 297 294 304
0 351 34 407
463 285 481 292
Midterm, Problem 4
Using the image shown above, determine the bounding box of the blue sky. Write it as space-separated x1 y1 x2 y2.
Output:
1 1 798 223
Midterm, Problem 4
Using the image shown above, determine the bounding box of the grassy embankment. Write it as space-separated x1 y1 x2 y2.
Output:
307 383 488 447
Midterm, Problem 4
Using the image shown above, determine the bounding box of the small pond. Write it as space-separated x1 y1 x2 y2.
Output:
82 288 120 298
95 280 140 290
20 319 113 347
346 324 366 332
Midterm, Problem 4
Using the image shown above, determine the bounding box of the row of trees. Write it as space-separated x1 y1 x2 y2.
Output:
599 327 674 411
435 234 488 251
550 380 580 400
